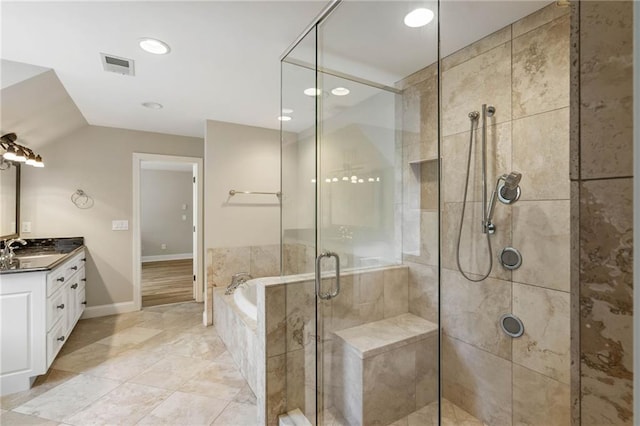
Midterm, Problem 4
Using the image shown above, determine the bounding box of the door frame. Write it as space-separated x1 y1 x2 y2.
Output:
132 153 204 312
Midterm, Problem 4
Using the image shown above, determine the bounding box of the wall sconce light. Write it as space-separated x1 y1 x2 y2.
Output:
0 133 44 168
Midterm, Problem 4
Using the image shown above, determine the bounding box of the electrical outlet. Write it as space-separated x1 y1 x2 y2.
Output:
181 214 187 221
161 243 167 250
21 222 32 233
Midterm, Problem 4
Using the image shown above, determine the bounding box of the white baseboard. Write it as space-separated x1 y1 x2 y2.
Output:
81 301 137 319
141 253 193 263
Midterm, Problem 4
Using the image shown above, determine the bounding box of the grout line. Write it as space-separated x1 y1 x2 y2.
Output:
577 175 633 182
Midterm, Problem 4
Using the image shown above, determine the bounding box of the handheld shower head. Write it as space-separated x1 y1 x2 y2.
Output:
503 171 522 190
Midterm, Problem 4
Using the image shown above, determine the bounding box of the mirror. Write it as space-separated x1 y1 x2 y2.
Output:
0 160 20 239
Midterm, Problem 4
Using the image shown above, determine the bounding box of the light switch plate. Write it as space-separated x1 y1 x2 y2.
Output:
21 222 32 233
112 220 129 231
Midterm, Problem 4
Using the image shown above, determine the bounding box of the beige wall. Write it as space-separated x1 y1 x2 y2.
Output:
20 125 203 306
204 120 280 251
141 169 193 258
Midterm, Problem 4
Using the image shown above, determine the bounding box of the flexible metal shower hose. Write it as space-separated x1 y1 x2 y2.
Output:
456 117 493 282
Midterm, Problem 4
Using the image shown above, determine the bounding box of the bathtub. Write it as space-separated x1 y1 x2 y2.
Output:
233 281 257 321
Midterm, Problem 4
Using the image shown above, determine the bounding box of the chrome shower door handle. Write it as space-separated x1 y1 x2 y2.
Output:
315 251 341 300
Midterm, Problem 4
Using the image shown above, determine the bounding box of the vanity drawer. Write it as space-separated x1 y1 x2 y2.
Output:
46 287 67 332
46 250 85 296
46 269 67 296
46 319 66 367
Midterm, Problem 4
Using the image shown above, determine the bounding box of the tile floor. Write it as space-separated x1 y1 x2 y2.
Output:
0 302 257 426
324 398 487 426
1 301 486 426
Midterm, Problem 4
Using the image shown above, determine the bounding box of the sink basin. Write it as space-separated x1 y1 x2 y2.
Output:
13 253 67 269
16 253 66 262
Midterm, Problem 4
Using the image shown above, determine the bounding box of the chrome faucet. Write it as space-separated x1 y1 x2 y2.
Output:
225 272 252 295
0 238 27 268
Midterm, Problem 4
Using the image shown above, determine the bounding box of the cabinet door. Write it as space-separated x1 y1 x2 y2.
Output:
0 291 33 376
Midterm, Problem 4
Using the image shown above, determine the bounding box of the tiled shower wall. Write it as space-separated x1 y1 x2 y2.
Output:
574 1 634 424
401 3 572 425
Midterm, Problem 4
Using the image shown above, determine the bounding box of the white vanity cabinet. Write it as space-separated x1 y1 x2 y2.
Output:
0 249 86 396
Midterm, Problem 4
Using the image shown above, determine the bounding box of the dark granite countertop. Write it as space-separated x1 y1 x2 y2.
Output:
0 237 84 275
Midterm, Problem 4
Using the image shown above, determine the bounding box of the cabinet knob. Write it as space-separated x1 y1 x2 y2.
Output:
57 277 65 282
71 266 78 271
81 258 87 262
82 301 87 305
57 303 65 309
71 283 78 289
81 278 87 282
57 336 65 342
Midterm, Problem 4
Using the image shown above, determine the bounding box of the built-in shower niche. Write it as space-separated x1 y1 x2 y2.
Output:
408 158 438 211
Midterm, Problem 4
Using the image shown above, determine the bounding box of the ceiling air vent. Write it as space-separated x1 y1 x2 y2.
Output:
100 53 135 76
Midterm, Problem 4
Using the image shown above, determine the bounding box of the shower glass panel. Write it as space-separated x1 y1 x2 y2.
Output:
282 1 440 424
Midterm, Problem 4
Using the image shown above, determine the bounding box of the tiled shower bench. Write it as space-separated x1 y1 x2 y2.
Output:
332 313 438 425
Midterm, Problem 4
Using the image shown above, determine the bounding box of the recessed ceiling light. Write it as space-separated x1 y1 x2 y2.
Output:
331 87 350 96
278 116 292 121
282 108 294 114
404 8 434 28
304 88 322 97
139 38 171 55
142 102 163 109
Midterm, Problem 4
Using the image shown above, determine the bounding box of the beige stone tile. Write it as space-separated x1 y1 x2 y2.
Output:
383 267 408 318
581 367 633 425
408 402 437 426
250 244 280 278
212 401 258 425
442 202 512 282
442 336 511 425
179 362 246 401
64 382 170 425
285 349 305 414
420 161 438 210
442 122 512 204
579 178 633 424
512 14 570 118
362 342 416 425
138 391 229 425
233 385 257 406
285 280 315 351
265 284 286 357
442 42 511 137
0 411 60 425
415 334 438 408
210 247 251 288
512 200 570 291
441 269 511 359
151 331 227 360
513 364 570 425
512 2 570 38
579 1 633 179
51 343 128 374
1 370 77 411
80 349 164 381
442 26 511 72
407 262 438 323
513 283 570 384
13 375 121 422
130 355 214 390
266 355 286 425
512 108 570 201
95 326 163 348
354 270 383 304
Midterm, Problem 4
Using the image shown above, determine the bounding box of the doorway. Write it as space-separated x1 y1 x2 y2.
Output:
132 153 204 314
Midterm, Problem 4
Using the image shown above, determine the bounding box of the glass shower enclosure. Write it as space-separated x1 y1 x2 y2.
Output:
280 0 573 425
281 1 440 424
